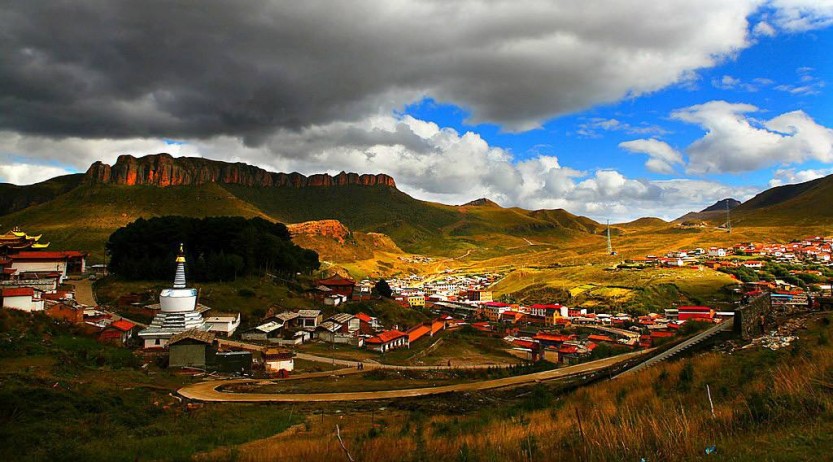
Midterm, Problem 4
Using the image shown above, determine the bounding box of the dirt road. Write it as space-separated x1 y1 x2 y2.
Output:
178 350 649 402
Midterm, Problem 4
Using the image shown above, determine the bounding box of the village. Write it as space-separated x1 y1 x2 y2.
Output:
0 226 758 380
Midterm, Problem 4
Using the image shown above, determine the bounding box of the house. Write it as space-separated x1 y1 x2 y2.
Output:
467 290 493 303
355 312 381 332
407 294 426 308
317 314 362 345
328 313 361 332
7 251 87 282
482 302 512 321
315 274 356 298
204 312 241 337
168 329 216 368
297 310 322 330
529 304 564 326
240 319 284 342
1 287 44 312
262 347 294 373
323 294 348 306
365 329 409 353
99 319 137 345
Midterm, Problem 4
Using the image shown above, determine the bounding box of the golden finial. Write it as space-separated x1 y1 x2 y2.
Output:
176 243 186 263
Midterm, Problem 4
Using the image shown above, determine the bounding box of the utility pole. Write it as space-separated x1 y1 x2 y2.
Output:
726 200 732 234
606 220 615 255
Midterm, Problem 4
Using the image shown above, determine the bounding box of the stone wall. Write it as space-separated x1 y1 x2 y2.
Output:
733 294 773 341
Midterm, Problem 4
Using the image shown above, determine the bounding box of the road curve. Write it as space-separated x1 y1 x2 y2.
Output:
178 350 650 402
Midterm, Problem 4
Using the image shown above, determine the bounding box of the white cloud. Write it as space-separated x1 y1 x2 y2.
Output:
768 0 833 32
0 114 761 222
619 139 684 174
769 167 833 187
672 101 833 174
0 162 75 185
753 20 778 36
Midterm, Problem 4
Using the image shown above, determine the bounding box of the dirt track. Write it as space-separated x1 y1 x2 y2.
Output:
178 350 649 402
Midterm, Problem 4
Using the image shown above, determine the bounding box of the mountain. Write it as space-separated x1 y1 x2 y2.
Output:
460 198 501 208
700 198 740 213
673 174 833 227
0 153 605 258
0 174 85 216
86 153 396 188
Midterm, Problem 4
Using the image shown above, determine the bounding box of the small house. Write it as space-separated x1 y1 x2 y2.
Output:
168 329 216 368
262 347 294 374
99 319 137 345
365 329 409 353
205 312 241 337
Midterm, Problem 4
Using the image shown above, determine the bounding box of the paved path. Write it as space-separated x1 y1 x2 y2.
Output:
178 350 650 402
294 352 513 370
69 278 97 306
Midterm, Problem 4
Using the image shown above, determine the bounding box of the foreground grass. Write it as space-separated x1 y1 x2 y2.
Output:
0 311 300 462
209 314 833 461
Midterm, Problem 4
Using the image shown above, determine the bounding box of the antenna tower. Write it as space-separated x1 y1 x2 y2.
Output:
726 200 732 234
606 220 614 255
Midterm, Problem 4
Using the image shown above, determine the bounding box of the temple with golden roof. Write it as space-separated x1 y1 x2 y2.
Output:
0 227 50 254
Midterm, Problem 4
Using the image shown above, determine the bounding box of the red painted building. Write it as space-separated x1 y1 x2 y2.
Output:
315 274 356 298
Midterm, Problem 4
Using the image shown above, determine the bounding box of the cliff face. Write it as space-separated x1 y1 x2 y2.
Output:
84 153 397 188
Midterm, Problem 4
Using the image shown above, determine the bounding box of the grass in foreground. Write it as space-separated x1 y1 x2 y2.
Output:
205 314 833 461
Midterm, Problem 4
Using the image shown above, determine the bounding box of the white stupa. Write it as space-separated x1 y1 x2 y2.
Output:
139 244 208 349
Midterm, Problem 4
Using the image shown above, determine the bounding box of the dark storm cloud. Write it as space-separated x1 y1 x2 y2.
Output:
0 0 758 140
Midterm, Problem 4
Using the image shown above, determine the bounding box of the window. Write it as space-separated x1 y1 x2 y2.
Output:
155 338 161 345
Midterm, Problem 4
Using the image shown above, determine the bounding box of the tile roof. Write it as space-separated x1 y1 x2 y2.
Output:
1 287 34 297
365 329 407 344
109 319 136 331
355 312 373 323
168 329 215 345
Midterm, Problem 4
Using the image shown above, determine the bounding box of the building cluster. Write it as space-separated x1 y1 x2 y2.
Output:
625 236 833 269
0 228 89 312
381 273 502 308
501 304 727 363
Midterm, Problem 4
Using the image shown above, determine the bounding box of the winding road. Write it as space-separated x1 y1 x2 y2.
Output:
178 349 650 402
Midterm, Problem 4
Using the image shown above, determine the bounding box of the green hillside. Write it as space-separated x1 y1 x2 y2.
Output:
0 174 84 216
0 183 269 258
1 179 607 259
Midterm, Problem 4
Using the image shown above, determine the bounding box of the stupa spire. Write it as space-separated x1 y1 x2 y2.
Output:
173 243 187 288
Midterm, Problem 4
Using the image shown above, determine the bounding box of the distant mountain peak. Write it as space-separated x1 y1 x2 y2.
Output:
700 198 741 213
84 153 397 189
461 198 501 208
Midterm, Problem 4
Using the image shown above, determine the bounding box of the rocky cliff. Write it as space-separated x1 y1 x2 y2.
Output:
84 153 397 188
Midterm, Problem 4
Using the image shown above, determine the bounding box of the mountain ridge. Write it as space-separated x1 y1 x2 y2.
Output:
85 153 397 188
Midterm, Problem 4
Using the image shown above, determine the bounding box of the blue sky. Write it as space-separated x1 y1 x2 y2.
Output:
1 1 832 221
404 24 832 192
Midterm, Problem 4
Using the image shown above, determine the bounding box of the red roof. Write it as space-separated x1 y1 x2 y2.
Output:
355 312 373 323
316 275 356 286
678 306 712 312
533 333 571 342
559 345 579 354
9 251 86 260
1 287 34 297
512 339 535 349
407 325 431 342
109 319 136 332
2 268 17 274
588 334 615 342
530 303 562 310
483 302 511 307
365 329 407 344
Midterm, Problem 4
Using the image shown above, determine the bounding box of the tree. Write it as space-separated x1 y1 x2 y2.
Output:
374 279 393 298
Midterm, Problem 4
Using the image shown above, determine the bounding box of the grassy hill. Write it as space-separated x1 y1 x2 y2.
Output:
0 183 269 258
0 174 84 216
1 172 606 259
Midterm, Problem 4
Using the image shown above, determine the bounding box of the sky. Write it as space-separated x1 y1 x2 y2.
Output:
1 0 832 222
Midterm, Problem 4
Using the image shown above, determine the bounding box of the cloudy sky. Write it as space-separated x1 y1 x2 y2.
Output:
1 1 832 221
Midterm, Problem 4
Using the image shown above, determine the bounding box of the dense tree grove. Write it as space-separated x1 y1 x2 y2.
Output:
106 216 319 281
